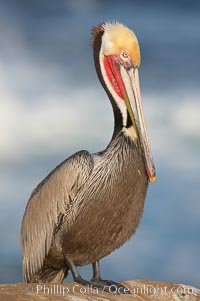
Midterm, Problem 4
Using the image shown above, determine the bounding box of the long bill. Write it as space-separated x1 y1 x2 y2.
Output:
120 65 156 183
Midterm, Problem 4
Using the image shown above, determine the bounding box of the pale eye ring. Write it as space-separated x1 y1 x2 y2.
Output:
121 51 129 58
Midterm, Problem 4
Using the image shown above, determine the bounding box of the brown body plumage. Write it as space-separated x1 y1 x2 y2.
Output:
21 22 155 289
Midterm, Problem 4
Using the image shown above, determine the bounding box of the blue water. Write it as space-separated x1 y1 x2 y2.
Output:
0 0 199 287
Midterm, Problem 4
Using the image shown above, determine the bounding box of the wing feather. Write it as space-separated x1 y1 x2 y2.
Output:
21 150 93 282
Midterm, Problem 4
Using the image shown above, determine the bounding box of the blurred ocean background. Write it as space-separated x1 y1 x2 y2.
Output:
0 0 200 287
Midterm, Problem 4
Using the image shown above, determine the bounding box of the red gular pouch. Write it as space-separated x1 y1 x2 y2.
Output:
103 55 126 100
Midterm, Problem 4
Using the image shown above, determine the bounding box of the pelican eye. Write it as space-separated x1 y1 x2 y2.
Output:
121 51 129 58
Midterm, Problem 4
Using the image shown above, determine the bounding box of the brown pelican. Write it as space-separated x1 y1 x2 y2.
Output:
21 21 156 294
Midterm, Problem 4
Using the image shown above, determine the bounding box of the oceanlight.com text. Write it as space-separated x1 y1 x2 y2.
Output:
24 283 197 297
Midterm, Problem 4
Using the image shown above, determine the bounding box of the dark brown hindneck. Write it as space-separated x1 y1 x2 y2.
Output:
92 31 124 140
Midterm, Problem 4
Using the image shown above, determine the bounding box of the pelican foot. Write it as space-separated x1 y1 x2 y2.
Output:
90 260 130 294
90 277 131 294
65 258 130 294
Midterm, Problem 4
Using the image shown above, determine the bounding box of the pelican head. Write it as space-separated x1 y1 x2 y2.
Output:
92 22 156 183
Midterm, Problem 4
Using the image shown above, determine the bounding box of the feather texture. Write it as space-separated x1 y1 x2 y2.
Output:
21 150 94 282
